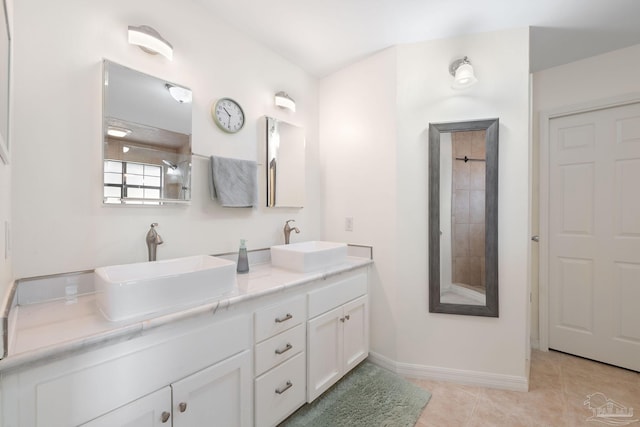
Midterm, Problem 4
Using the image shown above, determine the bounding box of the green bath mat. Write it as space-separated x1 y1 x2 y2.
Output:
280 360 431 427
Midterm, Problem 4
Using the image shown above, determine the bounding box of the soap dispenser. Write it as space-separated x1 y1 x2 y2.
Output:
237 239 249 274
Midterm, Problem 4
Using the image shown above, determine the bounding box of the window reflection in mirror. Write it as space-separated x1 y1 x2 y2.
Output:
102 60 192 205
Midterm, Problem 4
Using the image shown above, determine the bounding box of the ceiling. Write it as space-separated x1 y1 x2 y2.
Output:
196 0 640 77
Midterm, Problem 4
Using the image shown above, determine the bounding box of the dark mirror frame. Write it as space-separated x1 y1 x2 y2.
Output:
428 118 499 317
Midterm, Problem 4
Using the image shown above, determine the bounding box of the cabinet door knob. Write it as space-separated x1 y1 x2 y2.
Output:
161 411 171 423
345 314 350 320
275 343 293 355
340 317 345 323
275 313 293 323
275 381 293 395
179 402 188 413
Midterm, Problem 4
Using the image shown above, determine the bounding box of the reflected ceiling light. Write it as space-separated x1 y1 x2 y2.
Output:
122 146 130 153
128 25 173 60
275 91 296 112
107 127 132 138
165 83 192 103
449 56 478 90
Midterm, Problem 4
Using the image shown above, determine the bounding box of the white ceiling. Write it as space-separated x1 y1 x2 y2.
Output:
196 0 640 77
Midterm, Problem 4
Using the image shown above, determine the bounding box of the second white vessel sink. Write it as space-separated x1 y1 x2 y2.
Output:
271 241 348 273
95 255 237 322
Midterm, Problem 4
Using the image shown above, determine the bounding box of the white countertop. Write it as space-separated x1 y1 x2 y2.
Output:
0 257 372 372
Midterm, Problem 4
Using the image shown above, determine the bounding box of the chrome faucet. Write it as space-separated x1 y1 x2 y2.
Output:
146 223 164 261
284 219 300 244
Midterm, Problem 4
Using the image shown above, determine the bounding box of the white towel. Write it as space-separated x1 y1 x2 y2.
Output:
210 156 258 207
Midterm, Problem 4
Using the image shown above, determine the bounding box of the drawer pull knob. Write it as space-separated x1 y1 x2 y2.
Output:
275 381 293 395
275 343 293 355
179 402 188 413
340 317 345 323
345 314 351 321
275 313 293 323
161 411 171 423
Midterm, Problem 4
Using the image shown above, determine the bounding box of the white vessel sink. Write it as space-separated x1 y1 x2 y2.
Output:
270 241 348 273
95 255 237 322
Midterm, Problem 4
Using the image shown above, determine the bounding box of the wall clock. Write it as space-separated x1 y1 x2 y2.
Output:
212 98 245 133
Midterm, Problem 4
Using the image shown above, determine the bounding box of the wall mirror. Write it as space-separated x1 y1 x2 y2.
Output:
0 0 11 164
102 60 192 205
263 116 305 207
428 118 499 317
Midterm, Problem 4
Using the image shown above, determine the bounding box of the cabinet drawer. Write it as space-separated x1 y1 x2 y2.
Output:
254 296 306 343
255 323 305 376
308 272 367 318
255 352 306 427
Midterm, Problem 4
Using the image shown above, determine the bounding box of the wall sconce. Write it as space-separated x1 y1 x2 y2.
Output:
128 25 173 60
449 56 478 89
275 91 296 112
165 83 192 104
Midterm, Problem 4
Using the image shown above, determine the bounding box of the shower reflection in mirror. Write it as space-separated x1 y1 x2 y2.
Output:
439 131 487 306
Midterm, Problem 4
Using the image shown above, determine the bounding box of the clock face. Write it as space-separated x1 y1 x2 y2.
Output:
212 98 245 133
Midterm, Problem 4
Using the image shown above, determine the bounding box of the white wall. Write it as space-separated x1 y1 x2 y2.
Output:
319 48 400 360
321 28 531 381
11 0 320 277
530 43 640 346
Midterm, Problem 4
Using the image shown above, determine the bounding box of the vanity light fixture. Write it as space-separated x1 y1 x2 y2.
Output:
275 91 296 112
128 25 173 60
107 126 132 138
165 83 192 104
449 56 478 89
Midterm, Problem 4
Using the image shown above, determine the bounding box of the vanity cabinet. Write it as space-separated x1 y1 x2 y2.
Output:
253 296 307 427
83 350 251 427
307 273 369 402
2 314 252 427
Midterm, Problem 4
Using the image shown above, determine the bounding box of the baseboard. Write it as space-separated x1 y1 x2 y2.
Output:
368 351 529 392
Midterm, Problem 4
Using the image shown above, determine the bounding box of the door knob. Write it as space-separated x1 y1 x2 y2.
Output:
161 412 170 423
531 235 539 242
179 402 188 413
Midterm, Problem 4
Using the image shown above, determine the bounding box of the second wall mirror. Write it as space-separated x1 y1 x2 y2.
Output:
263 116 305 208
428 118 499 317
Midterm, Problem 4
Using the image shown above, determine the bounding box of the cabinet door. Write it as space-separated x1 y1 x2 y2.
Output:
306 306 344 402
343 295 369 373
81 387 172 427
172 350 252 427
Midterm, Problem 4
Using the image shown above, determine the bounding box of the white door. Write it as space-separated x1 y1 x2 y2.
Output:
81 387 172 427
171 350 252 427
307 305 343 402
342 296 369 373
548 102 640 371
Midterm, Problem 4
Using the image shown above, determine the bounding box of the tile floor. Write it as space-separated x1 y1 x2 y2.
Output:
410 350 640 427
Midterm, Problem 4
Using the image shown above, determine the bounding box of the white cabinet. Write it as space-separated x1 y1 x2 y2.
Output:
81 387 172 427
254 296 307 427
306 272 369 403
83 350 252 427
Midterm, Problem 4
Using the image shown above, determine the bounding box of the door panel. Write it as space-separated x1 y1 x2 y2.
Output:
342 296 369 372
306 306 343 402
548 102 640 371
171 350 252 427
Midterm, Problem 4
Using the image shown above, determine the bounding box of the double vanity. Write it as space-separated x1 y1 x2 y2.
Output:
0 242 372 427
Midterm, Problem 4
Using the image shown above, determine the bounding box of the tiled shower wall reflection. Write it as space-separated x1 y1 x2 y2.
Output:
451 131 486 291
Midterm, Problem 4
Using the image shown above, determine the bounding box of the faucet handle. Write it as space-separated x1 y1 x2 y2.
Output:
150 223 158 228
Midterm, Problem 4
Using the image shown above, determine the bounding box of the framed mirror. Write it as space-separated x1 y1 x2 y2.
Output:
0 0 11 164
102 60 192 205
263 116 305 207
428 118 499 317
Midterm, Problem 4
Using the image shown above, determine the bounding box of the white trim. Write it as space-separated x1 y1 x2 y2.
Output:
537 92 640 353
367 351 529 392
